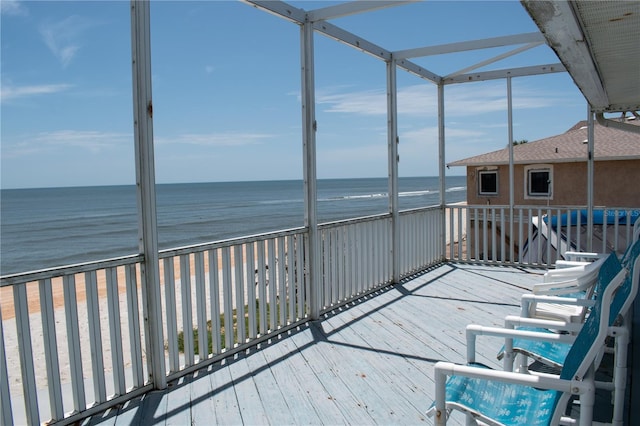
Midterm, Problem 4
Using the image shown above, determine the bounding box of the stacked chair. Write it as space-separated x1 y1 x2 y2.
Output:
427 218 640 426
521 253 610 323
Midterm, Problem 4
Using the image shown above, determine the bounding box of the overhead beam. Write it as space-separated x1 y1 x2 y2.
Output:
244 0 393 62
242 0 306 24
245 0 441 83
445 41 543 78
313 19 391 61
243 2 564 89
443 63 565 85
394 32 545 59
308 1 418 22
313 20 442 84
396 58 442 84
521 1 609 110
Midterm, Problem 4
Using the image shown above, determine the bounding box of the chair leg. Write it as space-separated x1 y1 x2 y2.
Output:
578 379 596 426
503 350 515 372
503 338 515 371
515 354 528 373
611 329 629 426
434 365 448 426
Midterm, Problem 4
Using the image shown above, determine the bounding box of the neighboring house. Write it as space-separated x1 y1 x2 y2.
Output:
447 116 640 261
448 117 640 208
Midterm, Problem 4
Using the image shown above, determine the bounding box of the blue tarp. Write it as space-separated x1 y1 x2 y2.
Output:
547 209 640 230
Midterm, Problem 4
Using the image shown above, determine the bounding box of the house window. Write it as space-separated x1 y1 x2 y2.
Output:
525 165 553 198
478 170 498 195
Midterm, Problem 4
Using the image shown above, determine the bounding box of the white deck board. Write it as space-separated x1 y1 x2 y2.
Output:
84 263 569 425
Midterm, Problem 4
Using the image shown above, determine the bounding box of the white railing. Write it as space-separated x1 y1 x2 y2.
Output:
0 255 149 426
319 214 393 308
444 205 640 266
0 207 445 425
399 208 444 274
0 227 310 426
5 204 637 424
158 228 309 379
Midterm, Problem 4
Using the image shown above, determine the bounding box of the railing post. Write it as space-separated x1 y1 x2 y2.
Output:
301 18 321 319
387 59 400 283
438 83 446 260
130 0 166 390
587 106 594 252
507 77 515 262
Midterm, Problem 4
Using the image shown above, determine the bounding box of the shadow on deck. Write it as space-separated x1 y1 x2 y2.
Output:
81 263 619 425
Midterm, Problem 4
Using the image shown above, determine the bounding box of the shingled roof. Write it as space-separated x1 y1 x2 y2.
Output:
448 117 640 167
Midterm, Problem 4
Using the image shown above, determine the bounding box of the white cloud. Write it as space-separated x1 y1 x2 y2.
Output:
3 130 130 158
401 126 485 145
0 83 72 103
39 15 94 67
39 130 129 149
318 88 386 115
316 84 437 116
316 82 567 117
157 132 274 147
0 0 27 16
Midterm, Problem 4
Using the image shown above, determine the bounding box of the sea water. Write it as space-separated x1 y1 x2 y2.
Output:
0 177 466 275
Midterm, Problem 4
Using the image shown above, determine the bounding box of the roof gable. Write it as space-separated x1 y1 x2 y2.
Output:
448 118 640 167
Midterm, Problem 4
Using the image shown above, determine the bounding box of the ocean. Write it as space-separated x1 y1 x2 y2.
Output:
0 177 466 275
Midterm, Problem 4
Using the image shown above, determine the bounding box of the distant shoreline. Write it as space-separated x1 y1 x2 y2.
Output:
0 175 467 192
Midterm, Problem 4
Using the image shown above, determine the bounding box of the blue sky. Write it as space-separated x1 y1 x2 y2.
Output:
1 1 588 189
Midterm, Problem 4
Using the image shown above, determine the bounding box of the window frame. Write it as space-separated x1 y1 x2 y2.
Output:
524 164 553 199
477 169 499 196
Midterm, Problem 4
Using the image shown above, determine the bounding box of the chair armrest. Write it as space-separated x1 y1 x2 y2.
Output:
533 277 589 295
520 294 594 322
551 254 606 276
434 361 575 390
465 324 575 364
430 362 587 425
554 260 590 269
544 265 598 281
503 315 583 333
520 293 595 307
521 293 594 306
563 251 605 262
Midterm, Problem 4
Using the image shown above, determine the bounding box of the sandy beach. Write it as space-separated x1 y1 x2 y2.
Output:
0 246 250 320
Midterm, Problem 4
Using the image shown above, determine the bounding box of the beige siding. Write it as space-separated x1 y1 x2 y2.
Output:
465 159 640 207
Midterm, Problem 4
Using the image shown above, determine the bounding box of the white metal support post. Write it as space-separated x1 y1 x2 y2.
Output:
130 0 166 390
438 84 446 260
387 59 400 283
301 20 321 319
587 107 594 251
507 77 514 261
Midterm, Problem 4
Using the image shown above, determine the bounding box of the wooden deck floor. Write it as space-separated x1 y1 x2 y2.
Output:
80 262 602 425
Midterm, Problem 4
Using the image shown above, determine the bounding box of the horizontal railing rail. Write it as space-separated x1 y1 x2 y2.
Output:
444 204 640 266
